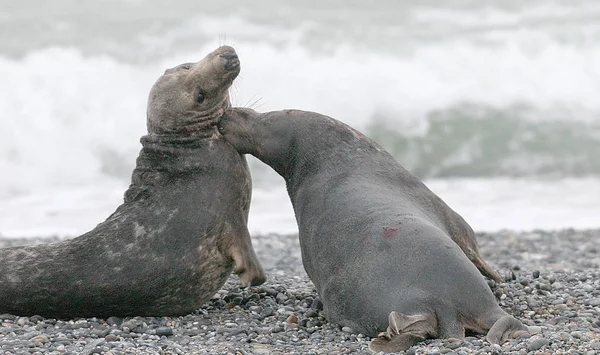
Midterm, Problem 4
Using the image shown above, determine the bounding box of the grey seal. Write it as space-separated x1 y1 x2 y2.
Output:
218 108 527 352
0 46 265 319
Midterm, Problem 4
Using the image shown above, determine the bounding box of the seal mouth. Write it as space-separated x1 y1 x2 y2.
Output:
219 50 240 70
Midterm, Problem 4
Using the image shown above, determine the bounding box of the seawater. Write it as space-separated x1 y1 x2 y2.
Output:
1 0 599 237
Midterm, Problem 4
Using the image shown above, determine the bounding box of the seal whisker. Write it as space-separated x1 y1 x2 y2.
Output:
243 93 259 109
248 96 265 110
217 34 228 47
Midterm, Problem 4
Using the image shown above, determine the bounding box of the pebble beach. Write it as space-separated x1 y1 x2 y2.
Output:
0 229 599 355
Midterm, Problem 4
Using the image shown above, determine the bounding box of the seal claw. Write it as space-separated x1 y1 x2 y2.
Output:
485 315 529 344
231 244 266 288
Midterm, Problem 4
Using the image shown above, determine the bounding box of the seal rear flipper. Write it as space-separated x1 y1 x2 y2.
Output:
485 315 529 344
368 311 437 353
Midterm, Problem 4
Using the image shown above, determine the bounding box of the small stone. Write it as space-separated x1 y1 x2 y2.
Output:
0 313 16 320
271 325 283 333
106 316 122 326
285 323 300 330
527 337 549 352
490 344 502 354
341 326 353 333
276 293 288 303
156 326 173 337
446 338 463 349
528 326 542 334
29 335 49 343
121 320 137 330
585 298 600 306
228 328 248 336
304 310 318 318
105 334 119 342
261 307 274 318
259 286 278 297
287 314 298 324
248 306 263 313
17 317 29 326
29 315 44 323
311 298 323 311
533 270 540 278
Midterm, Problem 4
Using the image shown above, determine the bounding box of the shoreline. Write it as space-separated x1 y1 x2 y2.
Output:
0 228 598 354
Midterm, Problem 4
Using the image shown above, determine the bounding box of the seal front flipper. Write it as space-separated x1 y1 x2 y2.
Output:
226 227 266 287
485 315 529 344
368 311 437 353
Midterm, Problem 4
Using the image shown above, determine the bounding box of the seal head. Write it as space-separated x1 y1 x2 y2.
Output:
148 46 240 135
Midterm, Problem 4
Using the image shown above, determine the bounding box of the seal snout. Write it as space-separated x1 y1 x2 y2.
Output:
219 50 240 70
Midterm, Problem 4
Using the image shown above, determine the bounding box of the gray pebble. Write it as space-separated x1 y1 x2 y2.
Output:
585 297 600 306
156 326 174 337
260 307 274 318
311 298 323 311
1 230 599 354
106 316 122 326
527 337 550 351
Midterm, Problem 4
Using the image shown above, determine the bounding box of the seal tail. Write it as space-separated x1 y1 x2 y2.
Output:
473 254 503 283
463 247 503 283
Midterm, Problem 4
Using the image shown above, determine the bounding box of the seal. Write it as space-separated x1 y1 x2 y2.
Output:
218 108 527 352
0 46 265 319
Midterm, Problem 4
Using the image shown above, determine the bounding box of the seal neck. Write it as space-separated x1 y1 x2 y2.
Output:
124 125 224 203
140 125 220 148
134 125 223 175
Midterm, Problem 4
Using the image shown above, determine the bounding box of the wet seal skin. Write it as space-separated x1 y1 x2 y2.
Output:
218 108 528 353
0 46 265 319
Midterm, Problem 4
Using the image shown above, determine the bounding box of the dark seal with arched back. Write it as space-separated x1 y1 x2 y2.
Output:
0 46 265 319
218 108 527 352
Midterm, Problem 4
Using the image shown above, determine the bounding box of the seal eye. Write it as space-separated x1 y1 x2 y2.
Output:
197 92 205 104
180 64 191 70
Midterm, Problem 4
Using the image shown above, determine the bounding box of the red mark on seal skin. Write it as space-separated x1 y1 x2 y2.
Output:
383 226 399 239
349 127 367 139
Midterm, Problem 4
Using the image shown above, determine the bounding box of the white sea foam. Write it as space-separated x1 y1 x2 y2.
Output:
1 1 599 236
1 35 599 192
1 177 599 238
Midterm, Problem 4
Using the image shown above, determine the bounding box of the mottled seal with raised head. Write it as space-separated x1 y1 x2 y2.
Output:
218 108 527 352
0 46 265 319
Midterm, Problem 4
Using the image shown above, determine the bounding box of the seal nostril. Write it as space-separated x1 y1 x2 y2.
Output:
219 51 238 60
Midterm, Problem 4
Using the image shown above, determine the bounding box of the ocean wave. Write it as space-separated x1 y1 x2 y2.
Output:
368 103 600 178
0 48 150 194
1 18 599 195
